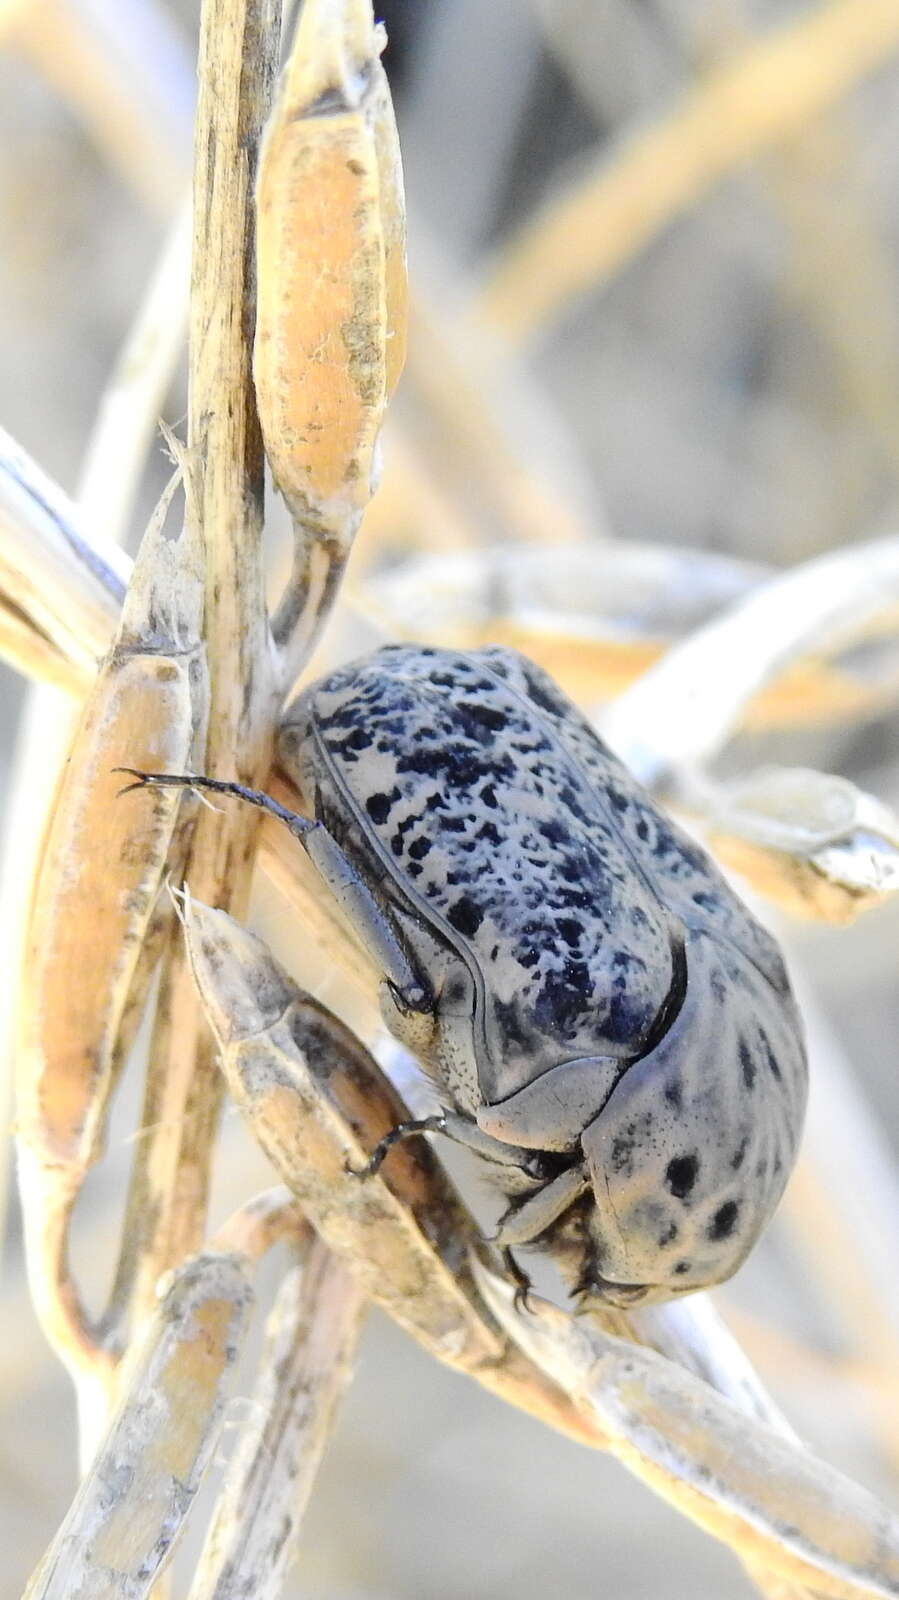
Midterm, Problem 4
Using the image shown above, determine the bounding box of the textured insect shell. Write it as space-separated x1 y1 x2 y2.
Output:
279 643 685 1120
575 925 808 1303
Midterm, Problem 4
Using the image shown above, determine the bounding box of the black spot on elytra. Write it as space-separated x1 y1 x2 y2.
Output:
448 896 483 938
479 782 498 809
365 790 396 825
666 1154 698 1199
460 701 507 735
760 1031 783 1081
523 670 565 717
476 821 501 846
673 1260 691 1276
739 1038 756 1090
708 1200 739 1241
663 1078 683 1111
408 836 432 861
730 1134 749 1171
658 1221 679 1247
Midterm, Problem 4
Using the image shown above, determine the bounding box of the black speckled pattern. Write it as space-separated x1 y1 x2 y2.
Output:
285 644 682 1103
280 644 808 1304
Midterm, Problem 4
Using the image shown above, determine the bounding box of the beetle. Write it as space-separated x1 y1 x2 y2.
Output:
122 641 807 1309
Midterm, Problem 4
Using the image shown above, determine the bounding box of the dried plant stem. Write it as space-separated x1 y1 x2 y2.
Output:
7 474 899 738
77 195 192 547
24 1252 254 1600
598 535 899 788
0 426 127 685
481 0 899 341
109 0 282 1340
180 895 609 1450
189 1239 365 1599
477 1266 899 1600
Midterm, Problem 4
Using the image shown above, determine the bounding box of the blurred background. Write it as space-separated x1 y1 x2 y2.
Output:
2 1 899 1594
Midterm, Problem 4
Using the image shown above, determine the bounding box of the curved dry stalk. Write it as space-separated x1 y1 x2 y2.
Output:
0 426 127 683
77 196 192 547
479 0 899 341
8 490 899 743
256 0 407 679
15 464 207 1413
359 541 899 726
188 1239 365 1600
475 1264 899 1600
23 1251 254 1600
598 535 899 788
210 1185 308 1261
177 892 608 1450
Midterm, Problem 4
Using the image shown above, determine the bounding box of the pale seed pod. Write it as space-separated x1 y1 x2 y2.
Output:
254 0 407 546
17 474 208 1169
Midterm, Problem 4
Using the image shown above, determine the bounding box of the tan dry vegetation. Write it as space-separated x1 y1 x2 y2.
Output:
0 1 898 1596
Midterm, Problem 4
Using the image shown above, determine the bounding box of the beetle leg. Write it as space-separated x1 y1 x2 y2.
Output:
491 1161 591 1247
355 1109 548 1182
355 1113 447 1175
502 1248 535 1312
116 769 434 1014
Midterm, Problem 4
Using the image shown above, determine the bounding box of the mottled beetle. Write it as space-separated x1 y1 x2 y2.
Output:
125 642 807 1309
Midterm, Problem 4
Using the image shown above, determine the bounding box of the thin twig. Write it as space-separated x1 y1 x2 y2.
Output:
77 196 192 547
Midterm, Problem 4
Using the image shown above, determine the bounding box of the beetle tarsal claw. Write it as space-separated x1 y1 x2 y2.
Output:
499 1248 535 1313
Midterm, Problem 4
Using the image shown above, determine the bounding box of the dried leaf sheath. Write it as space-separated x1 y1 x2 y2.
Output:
256 0 407 667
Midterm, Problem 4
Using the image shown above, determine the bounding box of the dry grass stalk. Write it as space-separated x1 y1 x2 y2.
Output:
0 426 127 690
23 1251 254 1600
358 541 899 727
599 536 899 785
105 0 283 1350
188 1238 364 1599
6 1 899 1592
180 894 608 1449
476 1265 899 1600
16 460 207 1397
77 196 192 547
7 497 899 739
481 0 899 341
